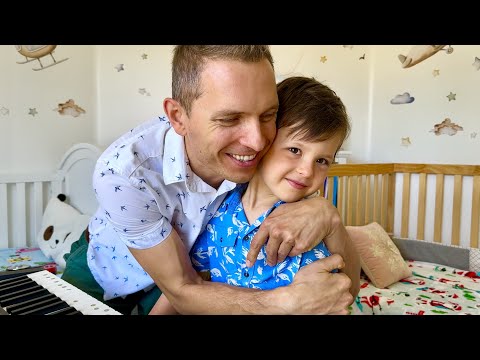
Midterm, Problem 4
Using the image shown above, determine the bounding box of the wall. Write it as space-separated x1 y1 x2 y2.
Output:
0 45 96 174
2 45 479 175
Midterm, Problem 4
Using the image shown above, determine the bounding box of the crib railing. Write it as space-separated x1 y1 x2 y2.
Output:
323 163 480 249
0 174 62 248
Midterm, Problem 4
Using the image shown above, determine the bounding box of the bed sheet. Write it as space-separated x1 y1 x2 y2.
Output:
351 260 480 315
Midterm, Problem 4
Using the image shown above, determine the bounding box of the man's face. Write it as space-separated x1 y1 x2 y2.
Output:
183 58 279 188
256 127 343 203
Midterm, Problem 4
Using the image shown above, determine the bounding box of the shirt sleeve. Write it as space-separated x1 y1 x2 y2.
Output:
93 172 172 250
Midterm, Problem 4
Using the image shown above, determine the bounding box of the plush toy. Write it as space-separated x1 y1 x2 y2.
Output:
36 194 90 270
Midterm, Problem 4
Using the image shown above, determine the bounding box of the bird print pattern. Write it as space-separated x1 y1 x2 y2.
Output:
190 184 332 290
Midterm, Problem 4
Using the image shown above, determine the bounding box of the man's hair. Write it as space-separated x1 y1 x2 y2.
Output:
172 45 274 116
276 76 350 145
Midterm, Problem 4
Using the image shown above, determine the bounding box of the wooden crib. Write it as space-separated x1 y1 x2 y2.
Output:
323 163 480 250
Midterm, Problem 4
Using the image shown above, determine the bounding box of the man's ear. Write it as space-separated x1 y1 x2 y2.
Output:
164 98 187 136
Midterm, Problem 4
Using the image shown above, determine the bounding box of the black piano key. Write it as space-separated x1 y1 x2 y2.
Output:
14 298 68 315
4 292 54 312
0 286 46 306
45 306 82 315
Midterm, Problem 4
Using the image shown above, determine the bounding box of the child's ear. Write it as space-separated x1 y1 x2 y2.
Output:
164 98 187 136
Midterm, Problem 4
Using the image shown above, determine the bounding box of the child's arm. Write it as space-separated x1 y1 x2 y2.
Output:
324 225 361 298
149 271 212 315
149 293 179 315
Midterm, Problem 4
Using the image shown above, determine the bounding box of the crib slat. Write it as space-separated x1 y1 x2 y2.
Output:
355 175 362 225
0 183 8 248
451 175 463 246
380 174 388 229
373 175 379 223
387 173 395 234
417 173 427 240
471 176 480 248
32 182 44 247
433 174 444 243
337 177 344 221
401 173 411 238
347 177 354 225
327 177 334 205
364 175 371 224
13 183 27 248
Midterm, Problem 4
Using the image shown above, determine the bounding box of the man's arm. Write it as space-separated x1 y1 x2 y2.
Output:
247 195 360 298
130 228 353 315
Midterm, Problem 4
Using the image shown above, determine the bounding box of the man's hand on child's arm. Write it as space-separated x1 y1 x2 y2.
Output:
247 195 340 267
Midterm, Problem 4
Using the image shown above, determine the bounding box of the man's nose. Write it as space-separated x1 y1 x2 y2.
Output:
239 119 269 152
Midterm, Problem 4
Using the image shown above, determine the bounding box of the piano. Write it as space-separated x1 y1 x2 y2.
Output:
0 270 121 315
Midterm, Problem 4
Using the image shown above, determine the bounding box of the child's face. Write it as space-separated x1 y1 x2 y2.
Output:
257 126 343 203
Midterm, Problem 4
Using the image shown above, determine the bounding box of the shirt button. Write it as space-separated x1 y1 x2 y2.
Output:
243 235 249 240
244 271 249 278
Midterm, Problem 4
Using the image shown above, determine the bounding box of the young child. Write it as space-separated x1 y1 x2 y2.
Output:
152 76 359 314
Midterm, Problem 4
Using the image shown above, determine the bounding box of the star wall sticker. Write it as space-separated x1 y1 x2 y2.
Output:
473 57 480 71
0 106 9 115
401 137 411 146
471 132 477 139
141 53 148 60
320 56 327 63
447 92 456 101
28 108 38 116
114 64 125 72
359 54 366 60
433 69 440 77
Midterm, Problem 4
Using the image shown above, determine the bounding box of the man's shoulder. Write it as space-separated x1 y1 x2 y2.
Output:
96 116 172 177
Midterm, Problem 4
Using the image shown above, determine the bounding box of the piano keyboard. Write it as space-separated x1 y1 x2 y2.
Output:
0 270 121 315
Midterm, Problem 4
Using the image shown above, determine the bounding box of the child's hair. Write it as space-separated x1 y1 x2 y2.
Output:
276 76 350 145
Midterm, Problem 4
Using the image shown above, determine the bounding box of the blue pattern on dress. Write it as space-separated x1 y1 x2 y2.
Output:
190 184 332 289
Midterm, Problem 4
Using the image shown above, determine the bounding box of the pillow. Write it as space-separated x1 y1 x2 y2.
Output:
36 194 90 270
346 222 411 288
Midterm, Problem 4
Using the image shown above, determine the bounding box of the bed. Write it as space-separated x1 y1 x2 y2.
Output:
324 163 480 315
0 143 101 273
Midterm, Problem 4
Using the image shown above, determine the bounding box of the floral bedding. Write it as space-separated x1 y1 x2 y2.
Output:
351 260 480 315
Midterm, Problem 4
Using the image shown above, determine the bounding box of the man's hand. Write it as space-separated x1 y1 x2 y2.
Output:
247 195 340 267
287 254 353 314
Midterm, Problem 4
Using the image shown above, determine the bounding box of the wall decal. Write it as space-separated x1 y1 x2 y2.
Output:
114 64 125 72
430 118 463 136
141 53 148 60
433 69 440 77
28 108 38 117
320 56 327 63
15 45 68 71
471 132 477 139
390 92 415 104
446 92 456 101
401 137 411 146
473 57 480 71
398 45 453 68
138 88 151 96
0 106 9 116
54 99 86 117
359 54 366 60
343 45 354 49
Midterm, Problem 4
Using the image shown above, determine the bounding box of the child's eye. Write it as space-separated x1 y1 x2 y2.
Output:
288 147 300 155
316 158 330 166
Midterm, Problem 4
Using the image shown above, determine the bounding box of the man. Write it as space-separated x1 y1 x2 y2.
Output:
62 45 354 315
